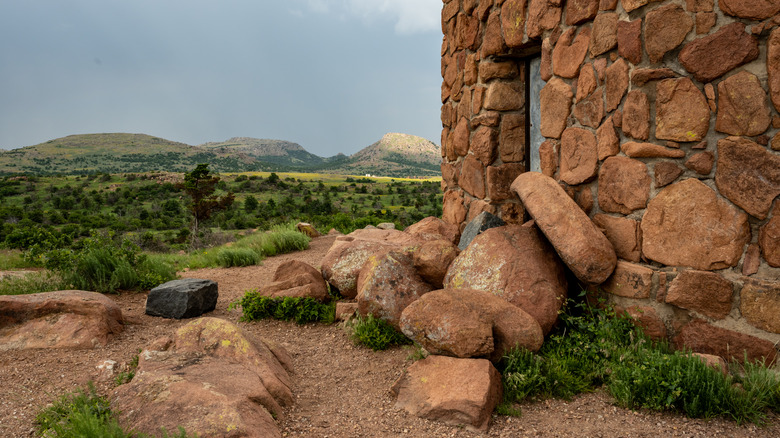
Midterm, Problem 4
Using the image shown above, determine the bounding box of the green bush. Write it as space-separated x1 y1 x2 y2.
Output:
230 292 335 324
216 247 262 268
347 314 411 351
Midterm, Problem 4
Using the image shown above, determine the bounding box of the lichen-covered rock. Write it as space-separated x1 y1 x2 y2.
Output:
357 250 433 329
641 179 750 270
655 77 710 142
715 136 780 220
511 172 616 285
0 290 123 351
444 223 567 334
113 317 292 438
404 216 460 245
400 288 544 361
458 211 506 251
391 355 502 432
716 71 771 137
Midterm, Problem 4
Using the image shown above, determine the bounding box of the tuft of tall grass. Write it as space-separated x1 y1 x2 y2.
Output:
234 223 310 257
0 271 69 296
346 314 412 351
216 247 262 268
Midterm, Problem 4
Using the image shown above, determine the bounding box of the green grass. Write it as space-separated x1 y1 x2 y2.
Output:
233 223 310 257
35 382 197 438
498 293 780 425
0 271 68 295
230 293 336 324
0 249 36 269
346 314 412 351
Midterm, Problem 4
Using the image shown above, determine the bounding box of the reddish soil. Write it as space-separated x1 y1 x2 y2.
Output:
1 234 779 437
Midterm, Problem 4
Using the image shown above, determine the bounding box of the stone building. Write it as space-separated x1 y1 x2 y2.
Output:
440 0 780 362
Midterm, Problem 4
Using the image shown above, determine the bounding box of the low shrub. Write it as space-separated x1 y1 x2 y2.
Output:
235 223 310 257
0 271 68 296
216 247 262 268
230 292 335 324
347 314 411 351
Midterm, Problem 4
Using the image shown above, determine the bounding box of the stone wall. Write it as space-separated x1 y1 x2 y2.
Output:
440 0 780 362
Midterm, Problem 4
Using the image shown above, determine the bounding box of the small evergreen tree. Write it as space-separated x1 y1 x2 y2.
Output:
182 164 234 244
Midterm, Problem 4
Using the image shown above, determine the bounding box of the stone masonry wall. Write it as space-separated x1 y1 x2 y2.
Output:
441 0 780 362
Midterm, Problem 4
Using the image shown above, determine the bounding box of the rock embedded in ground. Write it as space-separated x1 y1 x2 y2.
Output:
444 223 567 335
113 317 292 438
511 172 616 285
400 288 544 362
0 290 124 351
145 278 218 319
259 260 329 302
356 250 433 329
457 211 505 250
391 355 502 432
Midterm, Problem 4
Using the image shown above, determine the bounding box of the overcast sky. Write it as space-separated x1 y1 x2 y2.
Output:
0 0 442 156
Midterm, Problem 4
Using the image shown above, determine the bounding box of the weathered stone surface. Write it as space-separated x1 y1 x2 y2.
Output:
720 0 780 20
601 261 654 299
590 12 618 57
605 58 629 112
500 113 525 163
553 27 591 78
632 68 677 86
621 0 650 12
622 90 650 140
743 244 761 276
593 214 642 262
601 0 619 9
654 161 684 187
113 317 292 438
685 0 714 12
541 37 553 81
401 288 545 364
577 63 598 102
460 154 487 199
617 18 642 65
696 11 716 34
655 78 710 142
455 13 480 51
443 190 468 226
484 81 524 111
487 163 525 203
716 136 780 219
685 151 714 175
0 290 123 351
457 212 506 251
769 28 780 113
539 140 559 177
641 179 750 270
574 87 605 128
296 222 321 238
560 127 599 185
645 4 692 63
412 239 460 289
391 355 502 432
674 319 777 363
479 61 519 82
540 77 573 139
740 279 780 334
527 0 562 40
597 116 620 160
357 250 433 329
679 22 760 83
481 9 507 58
716 71 771 137
566 0 599 25
502 0 528 48
452 117 470 158
260 260 329 302
321 229 418 298
471 126 498 166
444 224 567 334
760 204 780 267
512 173 617 284
665 270 733 319
146 279 218 319
621 142 686 158
405 216 460 245
620 306 667 341
472 110 499 128
598 156 650 215
335 302 358 321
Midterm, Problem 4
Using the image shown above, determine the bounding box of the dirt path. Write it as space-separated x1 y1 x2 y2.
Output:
1 235 779 437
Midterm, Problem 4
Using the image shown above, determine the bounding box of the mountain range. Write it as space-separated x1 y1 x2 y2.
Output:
0 133 441 178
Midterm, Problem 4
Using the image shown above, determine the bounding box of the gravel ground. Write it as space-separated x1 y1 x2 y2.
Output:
1 234 779 437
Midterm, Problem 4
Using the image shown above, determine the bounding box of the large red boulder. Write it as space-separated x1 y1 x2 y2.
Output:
260 260 329 302
0 290 123 351
404 216 460 245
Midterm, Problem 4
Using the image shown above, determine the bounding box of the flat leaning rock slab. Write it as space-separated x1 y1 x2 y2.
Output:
511 172 616 284
146 278 218 319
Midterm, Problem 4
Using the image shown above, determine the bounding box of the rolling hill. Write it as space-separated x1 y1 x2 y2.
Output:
0 132 441 177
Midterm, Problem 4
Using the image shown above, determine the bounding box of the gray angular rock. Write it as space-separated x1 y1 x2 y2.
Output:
458 211 506 250
145 278 218 319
